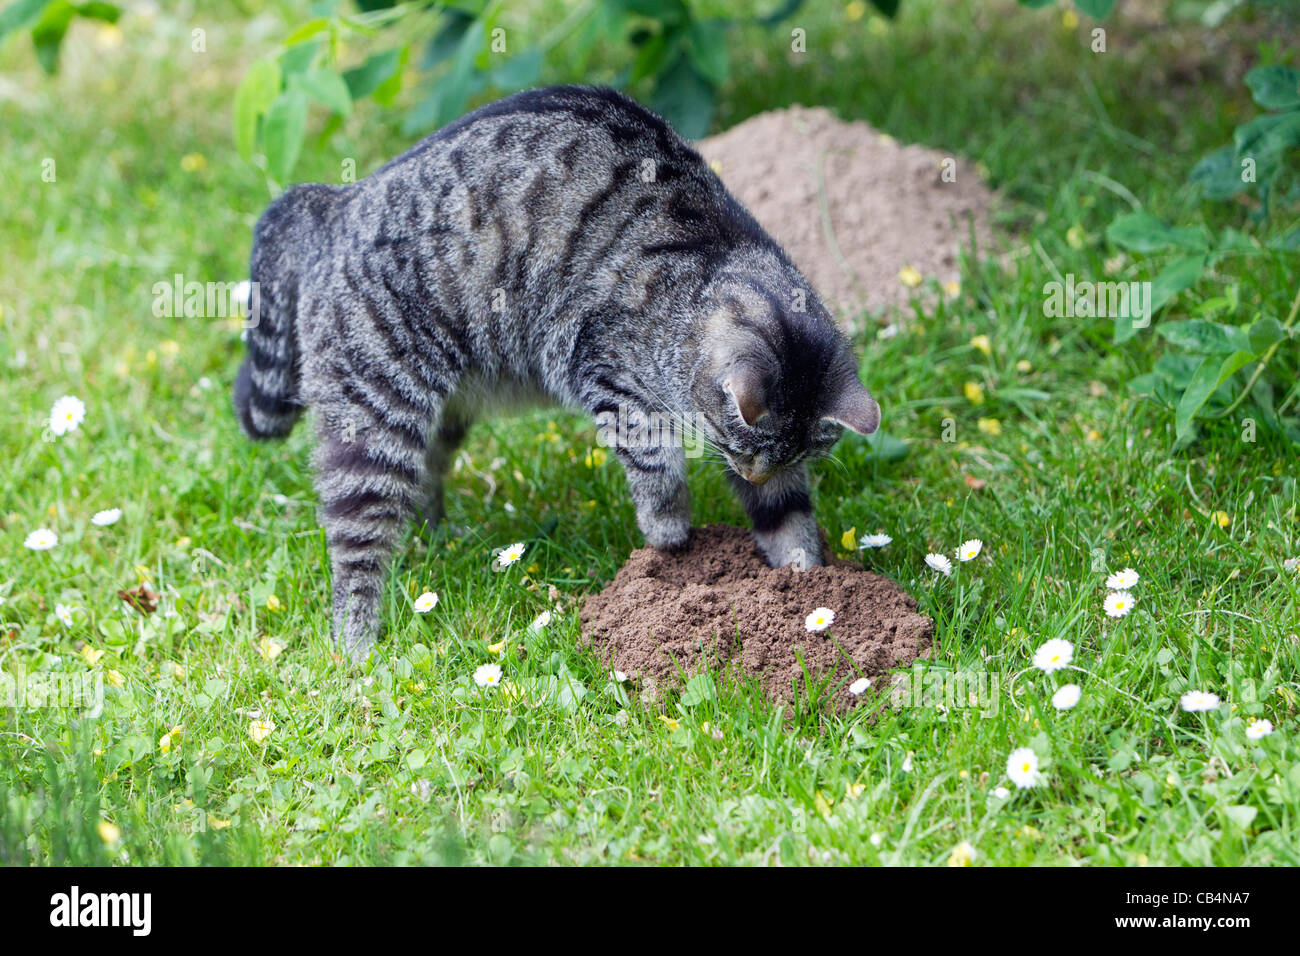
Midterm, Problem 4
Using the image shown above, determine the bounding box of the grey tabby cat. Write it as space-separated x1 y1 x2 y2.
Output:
235 85 880 658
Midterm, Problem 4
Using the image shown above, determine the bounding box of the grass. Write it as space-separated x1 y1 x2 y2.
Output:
1 0 1298 865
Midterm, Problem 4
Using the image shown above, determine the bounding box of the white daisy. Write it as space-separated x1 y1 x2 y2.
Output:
925 552 953 576
1246 719 1274 740
1051 684 1082 710
859 533 892 549
529 610 552 631
24 528 58 551
1104 590 1135 618
1032 638 1073 674
412 591 438 613
992 786 1011 799
1006 747 1044 789
805 607 835 632
901 752 914 773
612 670 628 683
869 832 883 847
474 663 503 688
497 542 526 567
91 508 122 527
1106 567 1139 589
849 677 871 696
48 395 86 436
956 539 983 562
55 603 75 627
1283 557 1299 574
1180 690 1220 713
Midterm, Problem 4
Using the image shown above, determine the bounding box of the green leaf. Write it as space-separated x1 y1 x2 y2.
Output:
685 19 729 87
490 48 542 91
650 55 714 139
680 673 716 708
1223 805 1258 830
30 0 73 74
262 88 309 184
1246 315 1287 353
1148 255 1206 314
422 7 474 68
233 57 281 161
630 28 671 84
1106 212 1208 254
1189 145 1249 200
280 36 322 78
295 67 352 116
1175 351 1255 442
1244 65 1300 111
0 0 51 40
869 0 900 15
1234 111 1300 163
1073 0 1115 17
343 48 402 99
1156 320 1250 355
861 429 909 462
282 17 329 47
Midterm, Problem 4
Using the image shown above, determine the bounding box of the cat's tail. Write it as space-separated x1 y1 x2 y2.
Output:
234 186 324 440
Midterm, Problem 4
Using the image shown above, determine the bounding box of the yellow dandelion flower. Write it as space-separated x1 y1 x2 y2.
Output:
1062 8 1079 30
97 820 121 844
584 447 607 468
944 280 961 297
898 265 923 288
947 840 977 866
658 715 681 731
180 153 207 173
1213 511 1231 528
963 381 985 404
258 636 286 661
105 669 124 687
158 725 183 753
81 645 105 666
265 594 282 612
1016 359 1033 373
969 334 991 356
977 417 1001 436
845 0 866 20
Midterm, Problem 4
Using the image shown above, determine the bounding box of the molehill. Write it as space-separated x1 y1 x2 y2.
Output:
580 524 935 712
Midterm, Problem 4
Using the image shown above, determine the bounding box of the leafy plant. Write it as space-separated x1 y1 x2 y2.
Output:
1106 212 1299 446
1190 64 1300 218
0 0 119 73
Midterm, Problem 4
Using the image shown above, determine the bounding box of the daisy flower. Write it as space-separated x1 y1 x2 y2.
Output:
947 840 977 867
1283 557 1299 574
497 542 526 567
474 663 503 688
248 719 275 743
24 528 58 551
849 677 871 696
859 533 892 549
805 607 835 632
529 610 552 631
992 786 1011 800
55 603 75 627
1006 747 1044 789
901 752 914 773
1032 638 1073 674
612 670 628 683
412 591 439 613
1246 719 1274 741
1051 684 1082 710
925 552 953 576
1180 690 1220 713
48 395 86 436
258 637 286 661
1104 590 1135 618
1105 567 1139 589
956 539 983 562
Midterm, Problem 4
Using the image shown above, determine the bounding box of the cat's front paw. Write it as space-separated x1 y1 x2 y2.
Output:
643 515 690 553
754 514 824 570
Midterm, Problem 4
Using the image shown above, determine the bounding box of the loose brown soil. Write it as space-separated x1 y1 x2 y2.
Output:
580 525 934 712
696 105 995 323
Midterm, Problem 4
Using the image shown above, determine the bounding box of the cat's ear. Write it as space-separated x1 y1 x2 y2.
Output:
722 365 769 427
823 377 880 435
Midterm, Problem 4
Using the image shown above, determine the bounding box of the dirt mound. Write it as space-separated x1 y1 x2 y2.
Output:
580 524 934 712
696 105 994 323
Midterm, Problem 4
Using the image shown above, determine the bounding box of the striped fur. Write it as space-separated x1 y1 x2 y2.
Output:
233 86 880 658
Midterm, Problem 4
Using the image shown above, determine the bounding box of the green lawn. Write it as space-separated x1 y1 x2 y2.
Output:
1 0 1297 865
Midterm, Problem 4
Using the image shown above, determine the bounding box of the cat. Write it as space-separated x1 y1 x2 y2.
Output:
234 85 881 658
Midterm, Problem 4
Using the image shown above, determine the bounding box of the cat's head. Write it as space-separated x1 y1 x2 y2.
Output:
691 291 879 485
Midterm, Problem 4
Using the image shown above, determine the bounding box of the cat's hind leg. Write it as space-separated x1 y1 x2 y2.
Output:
314 393 436 660
728 463 823 569
417 398 474 534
